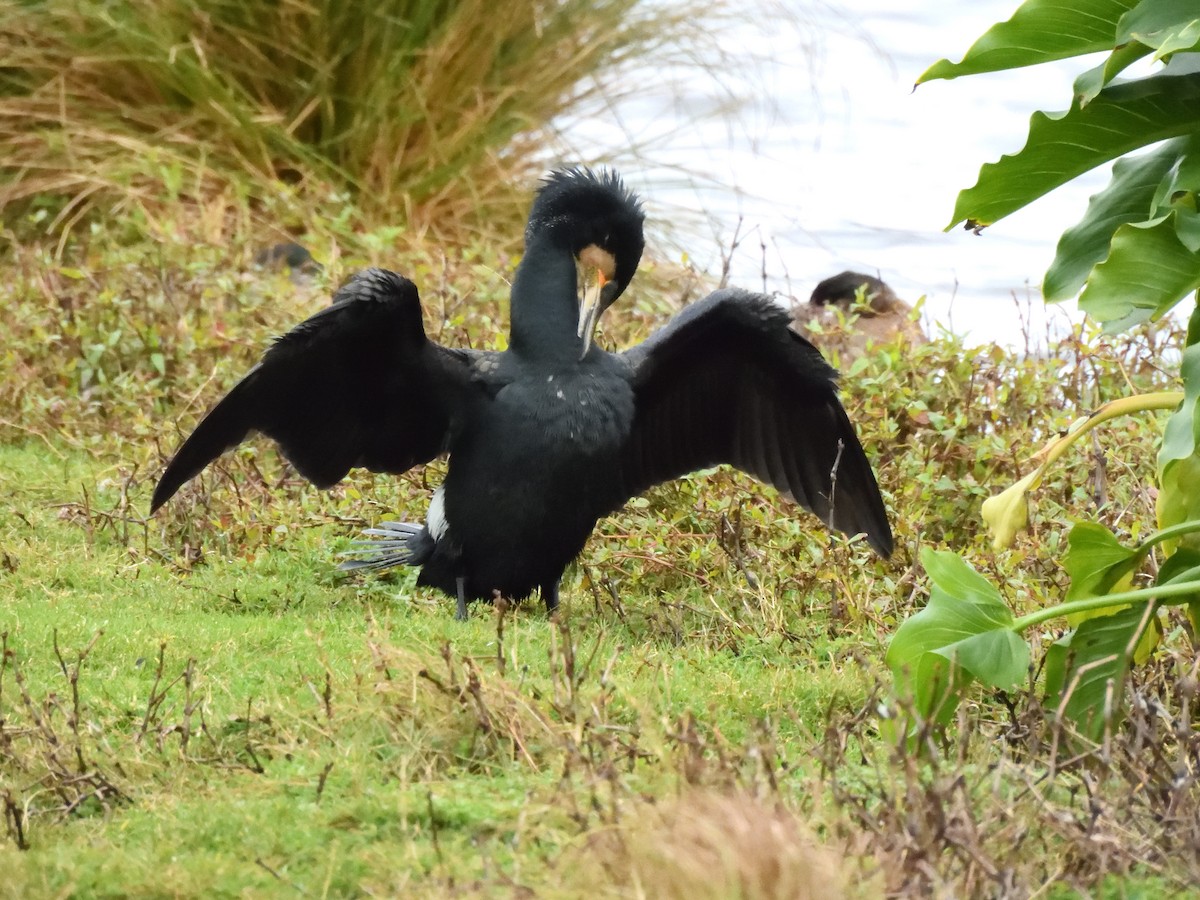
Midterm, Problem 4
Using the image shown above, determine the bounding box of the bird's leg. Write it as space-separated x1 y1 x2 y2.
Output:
455 576 468 622
542 579 560 614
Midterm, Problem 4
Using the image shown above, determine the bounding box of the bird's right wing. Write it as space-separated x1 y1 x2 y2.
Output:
151 268 489 512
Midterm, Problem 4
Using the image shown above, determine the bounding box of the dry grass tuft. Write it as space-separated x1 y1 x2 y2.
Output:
366 636 560 776
0 0 720 248
578 789 859 900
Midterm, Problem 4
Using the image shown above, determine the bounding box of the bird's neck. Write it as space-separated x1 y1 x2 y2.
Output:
509 235 585 362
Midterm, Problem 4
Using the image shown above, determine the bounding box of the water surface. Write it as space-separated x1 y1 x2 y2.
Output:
584 0 1114 346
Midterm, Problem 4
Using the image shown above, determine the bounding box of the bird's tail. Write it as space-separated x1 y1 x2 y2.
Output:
338 521 435 573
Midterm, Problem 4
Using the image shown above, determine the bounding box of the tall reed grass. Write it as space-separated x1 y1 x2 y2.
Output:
0 0 711 246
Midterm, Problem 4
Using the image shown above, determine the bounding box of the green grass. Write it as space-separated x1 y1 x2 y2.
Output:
0 443 874 897
2 226 1199 896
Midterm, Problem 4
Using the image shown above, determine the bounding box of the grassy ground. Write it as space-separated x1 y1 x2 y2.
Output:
2 225 1198 897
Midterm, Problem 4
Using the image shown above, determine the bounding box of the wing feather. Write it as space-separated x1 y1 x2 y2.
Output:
152 268 482 511
618 288 892 556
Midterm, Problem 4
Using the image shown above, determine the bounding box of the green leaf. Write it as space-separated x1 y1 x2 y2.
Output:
1150 21 1200 59
1057 526 1200 665
1058 524 1157 663
949 71 1200 230
936 629 1030 691
1072 1 1200 101
1076 209 1200 327
1043 138 1190 302
1187 297 1200 346
1043 604 1153 739
1063 522 1139 603
1118 0 1196 39
920 548 1014 629
911 652 972 728
1117 0 1200 57
1159 344 1200 549
1178 149 1200 196
1158 343 1200 467
888 550 1029 724
1073 41 1154 106
1154 551 1200 598
918 0 1138 83
1158 454 1200 547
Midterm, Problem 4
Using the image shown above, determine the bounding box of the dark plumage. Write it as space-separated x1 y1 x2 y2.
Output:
810 271 896 309
153 168 892 619
255 241 323 274
792 270 927 363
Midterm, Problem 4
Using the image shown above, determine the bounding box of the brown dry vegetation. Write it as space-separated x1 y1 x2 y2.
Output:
0 0 722 250
574 790 857 899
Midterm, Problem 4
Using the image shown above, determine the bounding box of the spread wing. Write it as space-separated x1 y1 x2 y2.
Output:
151 268 488 512
617 288 892 556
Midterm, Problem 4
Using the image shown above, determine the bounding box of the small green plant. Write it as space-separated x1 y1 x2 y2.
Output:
889 0 1200 740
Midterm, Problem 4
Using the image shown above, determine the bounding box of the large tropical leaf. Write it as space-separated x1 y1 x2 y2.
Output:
1043 604 1153 741
1076 209 1200 327
948 71 1200 230
888 550 1030 726
918 0 1137 83
1158 340 1200 468
1062 522 1139 603
1043 138 1191 301
1073 42 1154 105
1073 0 1200 102
1117 0 1200 59
1061 523 1162 663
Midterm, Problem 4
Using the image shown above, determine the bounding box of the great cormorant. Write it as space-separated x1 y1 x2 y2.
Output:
152 168 893 619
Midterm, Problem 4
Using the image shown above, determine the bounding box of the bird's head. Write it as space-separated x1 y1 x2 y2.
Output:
810 271 899 314
527 167 645 357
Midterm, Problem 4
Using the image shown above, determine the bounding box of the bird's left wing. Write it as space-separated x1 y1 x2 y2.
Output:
152 268 490 512
616 288 892 556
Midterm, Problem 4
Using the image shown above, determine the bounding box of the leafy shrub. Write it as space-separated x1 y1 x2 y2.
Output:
888 0 1200 743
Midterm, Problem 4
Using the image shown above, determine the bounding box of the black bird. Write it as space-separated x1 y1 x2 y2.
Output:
152 168 892 619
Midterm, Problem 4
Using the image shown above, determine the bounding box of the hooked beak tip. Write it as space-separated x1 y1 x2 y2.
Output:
578 303 598 359
577 266 607 357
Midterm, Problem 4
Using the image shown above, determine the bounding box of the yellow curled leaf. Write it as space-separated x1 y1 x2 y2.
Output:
982 470 1041 550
